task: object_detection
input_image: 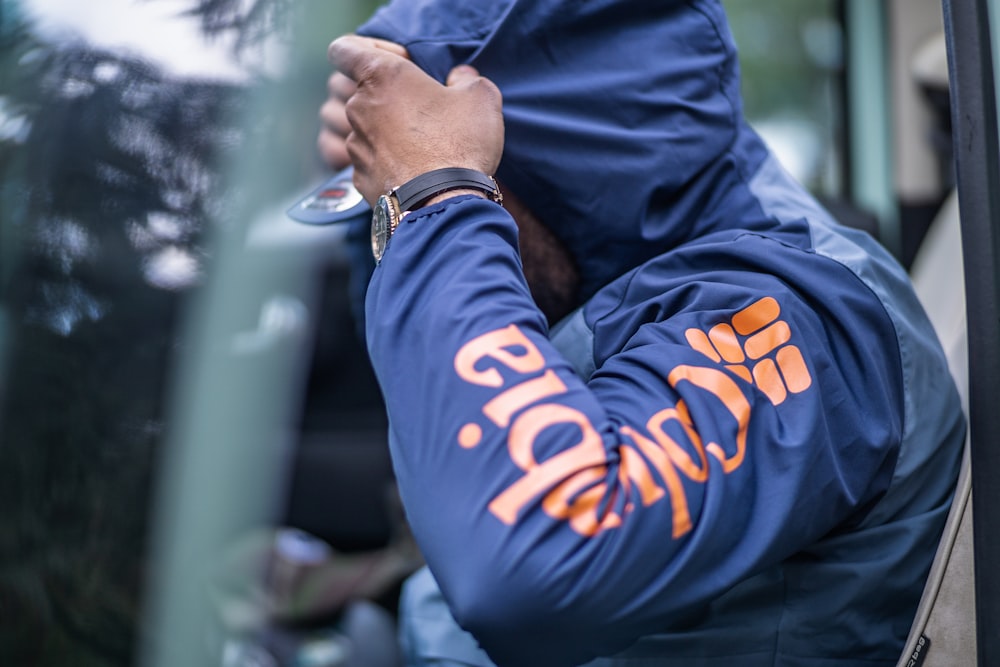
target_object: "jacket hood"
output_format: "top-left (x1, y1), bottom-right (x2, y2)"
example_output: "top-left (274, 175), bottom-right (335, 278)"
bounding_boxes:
top-left (357, 0), bottom-right (762, 299)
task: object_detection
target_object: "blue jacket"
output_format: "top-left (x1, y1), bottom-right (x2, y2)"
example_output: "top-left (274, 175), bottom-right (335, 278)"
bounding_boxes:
top-left (356, 1), bottom-right (965, 665)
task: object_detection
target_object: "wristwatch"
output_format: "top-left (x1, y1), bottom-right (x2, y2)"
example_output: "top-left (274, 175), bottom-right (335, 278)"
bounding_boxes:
top-left (371, 167), bottom-right (503, 262)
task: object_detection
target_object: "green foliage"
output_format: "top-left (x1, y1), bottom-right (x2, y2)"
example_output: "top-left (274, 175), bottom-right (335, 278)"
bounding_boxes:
top-left (723, 0), bottom-right (842, 121)
top-left (722, 0), bottom-right (844, 193)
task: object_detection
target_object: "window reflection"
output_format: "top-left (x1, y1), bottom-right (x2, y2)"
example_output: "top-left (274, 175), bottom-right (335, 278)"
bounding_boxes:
top-left (724, 0), bottom-right (845, 197)
top-left (0, 2), bottom-right (253, 664)
top-left (1, 0), bottom-right (389, 662)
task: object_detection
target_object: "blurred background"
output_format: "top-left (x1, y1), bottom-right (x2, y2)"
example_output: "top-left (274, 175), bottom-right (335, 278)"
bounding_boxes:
top-left (0, 1), bottom-right (924, 665)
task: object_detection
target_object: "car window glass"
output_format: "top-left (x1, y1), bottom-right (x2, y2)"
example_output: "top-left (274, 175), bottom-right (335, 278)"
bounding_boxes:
top-left (0, 1), bottom-right (377, 664)
top-left (724, 0), bottom-right (845, 199)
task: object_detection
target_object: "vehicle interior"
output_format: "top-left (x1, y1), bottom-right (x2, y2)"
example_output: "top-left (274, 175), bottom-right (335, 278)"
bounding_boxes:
top-left (0, 0), bottom-right (997, 665)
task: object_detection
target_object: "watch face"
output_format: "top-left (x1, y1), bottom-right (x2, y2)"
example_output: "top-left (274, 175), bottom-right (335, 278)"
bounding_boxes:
top-left (371, 195), bottom-right (395, 262)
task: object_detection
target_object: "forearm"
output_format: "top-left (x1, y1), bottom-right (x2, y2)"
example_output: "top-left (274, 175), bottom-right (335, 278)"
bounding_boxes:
top-left (365, 196), bottom-right (648, 664)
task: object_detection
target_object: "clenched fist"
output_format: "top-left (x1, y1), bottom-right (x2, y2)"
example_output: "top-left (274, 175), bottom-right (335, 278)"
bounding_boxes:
top-left (317, 37), bottom-right (408, 170)
top-left (325, 34), bottom-right (505, 205)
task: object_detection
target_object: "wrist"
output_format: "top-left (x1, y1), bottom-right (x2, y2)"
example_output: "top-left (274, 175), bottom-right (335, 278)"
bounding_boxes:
top-left (393, 167), bottom-right (502, 212)
top-left (370, 169), bottom-right (501, 264)
top-left (422, 188), bottom-right (489, 208)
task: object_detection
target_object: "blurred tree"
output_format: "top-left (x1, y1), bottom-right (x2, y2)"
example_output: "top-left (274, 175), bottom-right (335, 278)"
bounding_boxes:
top-left (180, 0), bottom-right (293, 50)
top-left (0, 9), bottom-right (246, 665)
top-left (0, 0), bottom-right (388, 660)
top-left (177, 0), bottom-right (384, 53)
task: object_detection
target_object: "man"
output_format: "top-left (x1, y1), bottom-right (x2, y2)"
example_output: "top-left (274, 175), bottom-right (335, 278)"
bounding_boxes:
top-left (318, 1), bottom-right (965, 665)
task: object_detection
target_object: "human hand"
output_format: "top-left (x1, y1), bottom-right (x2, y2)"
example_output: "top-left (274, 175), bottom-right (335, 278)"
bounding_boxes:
top-left (317, 37), bottom-right (410, 170)
top-left (327, 34), bottom-right (504, 205)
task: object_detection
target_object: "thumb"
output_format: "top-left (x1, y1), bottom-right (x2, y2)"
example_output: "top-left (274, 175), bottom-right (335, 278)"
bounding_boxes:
top-left (328, 35), bottom-right (410, 82)
top-left (370, 37), bottom-right (410, 60)
top-left (446, 64), bottom-right (482, 87)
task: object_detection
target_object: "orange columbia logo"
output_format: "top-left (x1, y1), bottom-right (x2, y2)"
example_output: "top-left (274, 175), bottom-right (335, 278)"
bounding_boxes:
top-left (684, 296), bottom-right (812, 405)
top-left (452, 296), bottom-right (813, 538)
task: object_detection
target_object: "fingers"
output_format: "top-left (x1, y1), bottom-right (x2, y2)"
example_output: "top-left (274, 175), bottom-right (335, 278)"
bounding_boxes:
top-left (327, 71), bottom-right (356, 102)
top-left (369, 37), bottom-right (410, 59)
top-left (446, 64), bottom-right (480, 86)
top-left (318, 129), bottom-right (351, 170)
top-left (317, 72), bottom-right (355, 169)
top-left (328, 34), bottom-right (411, 83)
top-left (445, 64), bottom-right (503, 110)
top-left (319, 95), bottom-right (350, 136)
top-left (318, 37), bottom-right (409, 171)
top-left (327, 35), bottom-right (409, 63)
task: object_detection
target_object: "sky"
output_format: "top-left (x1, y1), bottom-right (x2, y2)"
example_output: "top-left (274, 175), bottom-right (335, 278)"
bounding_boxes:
top-left (21, 0), bottom-right (283, 81)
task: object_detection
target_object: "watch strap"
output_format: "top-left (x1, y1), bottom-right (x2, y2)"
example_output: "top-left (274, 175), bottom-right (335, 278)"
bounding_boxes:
top-left (394, 168), bottom-right (502, 212)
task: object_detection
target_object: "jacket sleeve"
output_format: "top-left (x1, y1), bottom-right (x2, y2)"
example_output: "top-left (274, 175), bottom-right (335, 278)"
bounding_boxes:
top-left (364, 196), bottom-right (903, 667)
